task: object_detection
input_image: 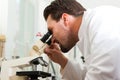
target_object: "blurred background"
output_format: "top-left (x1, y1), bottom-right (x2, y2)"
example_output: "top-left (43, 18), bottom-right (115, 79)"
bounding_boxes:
top-left (0, 0), bottom-right (120, 79)
top-left (1, 0), bottom-right (120, 58)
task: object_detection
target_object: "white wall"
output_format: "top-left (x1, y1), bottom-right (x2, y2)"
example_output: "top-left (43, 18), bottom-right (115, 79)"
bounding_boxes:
top-left (77, 0), bottom-right (120, 8)
top-left (0, 0), bottom-right (8, 34)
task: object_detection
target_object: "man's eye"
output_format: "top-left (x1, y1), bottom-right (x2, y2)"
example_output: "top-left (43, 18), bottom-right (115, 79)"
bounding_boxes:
top-left (48, 29), bottom-right (52, 34)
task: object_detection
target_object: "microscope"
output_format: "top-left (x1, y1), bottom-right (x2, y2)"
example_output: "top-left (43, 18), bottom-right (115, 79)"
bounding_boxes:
top-left (1, 31), bottom-right (56, 80)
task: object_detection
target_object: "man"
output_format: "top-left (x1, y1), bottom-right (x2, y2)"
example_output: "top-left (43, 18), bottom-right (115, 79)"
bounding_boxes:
top-left (43, 0), bottom-right (120, 80)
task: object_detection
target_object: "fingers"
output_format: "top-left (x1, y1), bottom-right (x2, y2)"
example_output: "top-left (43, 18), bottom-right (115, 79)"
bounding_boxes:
top-left (44, 43), bottom-right (68, 68)
top-left (44, 42), bottom-right (61, 61)
top-left (44, 46), bottom-right (57, 61)
top-left (44, 43), bottom-right (60, 59)
top-left (51, 43), bottom-right (61, 50)
top-left (44, 46), bottom-right (59, 55)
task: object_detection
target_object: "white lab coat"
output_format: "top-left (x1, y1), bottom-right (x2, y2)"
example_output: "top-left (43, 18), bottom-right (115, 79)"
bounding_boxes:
top-left (61, 6), bottom-right (120, 80)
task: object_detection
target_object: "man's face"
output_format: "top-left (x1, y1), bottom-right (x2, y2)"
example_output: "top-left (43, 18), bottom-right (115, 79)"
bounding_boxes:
top-left (46, 15), bottom-right (76, 53)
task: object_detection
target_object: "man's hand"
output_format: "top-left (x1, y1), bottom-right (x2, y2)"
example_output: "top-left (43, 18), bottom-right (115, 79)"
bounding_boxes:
top-left (44, 43), bottom-right (68, 69)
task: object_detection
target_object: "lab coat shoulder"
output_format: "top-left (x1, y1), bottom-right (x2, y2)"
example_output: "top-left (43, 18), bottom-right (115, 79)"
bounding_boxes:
top-left (85, 6), bottom-right (120, 80)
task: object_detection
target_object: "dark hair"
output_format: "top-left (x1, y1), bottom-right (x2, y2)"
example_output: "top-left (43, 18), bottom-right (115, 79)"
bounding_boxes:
top-left (44, 0), bottom-right (86, 21)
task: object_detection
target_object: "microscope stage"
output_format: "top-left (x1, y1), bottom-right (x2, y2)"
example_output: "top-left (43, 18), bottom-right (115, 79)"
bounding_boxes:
top-left (16, 71), bottom-right (51, 78)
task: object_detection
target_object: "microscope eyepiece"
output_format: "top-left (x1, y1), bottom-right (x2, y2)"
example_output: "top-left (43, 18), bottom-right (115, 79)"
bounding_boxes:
top-left (46, 38), bottom-right (51, 45)
top-left (40, 31), bottom-right (52, 44)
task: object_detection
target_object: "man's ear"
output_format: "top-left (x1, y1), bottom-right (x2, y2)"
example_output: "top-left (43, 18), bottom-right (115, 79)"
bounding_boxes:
top-left (61, 13), bottom-right (69, 26)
